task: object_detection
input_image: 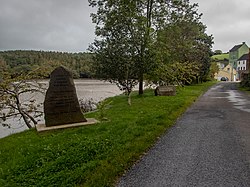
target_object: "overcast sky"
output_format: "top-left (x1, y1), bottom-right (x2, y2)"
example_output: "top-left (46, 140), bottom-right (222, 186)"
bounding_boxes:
top-left (0, 0), bottom-right (250, 53)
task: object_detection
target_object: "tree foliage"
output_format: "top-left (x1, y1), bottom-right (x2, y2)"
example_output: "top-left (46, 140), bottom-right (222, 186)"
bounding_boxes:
top-left (208, 62), bottom-right (219, 80)
top-left (240, 74), bottom-right (250, 90)
top-left (89, 0), bottom-right (159, 95)
top-left (154, 4), bottom-right (213, 84)
top-left (214, 50), bottom-right (222, 55)
top-left (0, 57), bottom-right (8, 81)
top-left (148, 61), bottom-right (200, 86)
top-left (89, 0), bottom-right (213, 93)
top-left (0, 50), bottom-right (94, 78)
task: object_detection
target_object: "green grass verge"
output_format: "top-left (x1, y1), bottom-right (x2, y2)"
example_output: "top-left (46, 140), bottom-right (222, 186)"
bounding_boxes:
top-left (0, 82), bottom-right (216, 187)
top-left (238, 86), bottom-right (250, 94)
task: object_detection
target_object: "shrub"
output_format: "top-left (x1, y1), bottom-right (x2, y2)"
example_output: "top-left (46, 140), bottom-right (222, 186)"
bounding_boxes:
top-left (240, 73), bottom-right (250, 90)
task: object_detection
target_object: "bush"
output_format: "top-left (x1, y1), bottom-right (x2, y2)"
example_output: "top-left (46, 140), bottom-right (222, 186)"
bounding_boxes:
top-left (240, 73), bottom-right (250, 90)
top-left (79, 98), bottom-right (97, 113)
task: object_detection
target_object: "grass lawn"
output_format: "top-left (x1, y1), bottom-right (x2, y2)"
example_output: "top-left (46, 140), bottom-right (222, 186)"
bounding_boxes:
top-left (211, 53), bottom-right (229, 61)
top-left (0, 82), bottom-right (216, 187)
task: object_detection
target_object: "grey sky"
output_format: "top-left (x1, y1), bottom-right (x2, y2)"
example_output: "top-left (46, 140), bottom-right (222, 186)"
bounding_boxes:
top-left (0, 0), bottom-right (95, 52)
top-left (0, 0), bottom-right (250, 53)
top-left (190, 0), bottom-right (250, 52)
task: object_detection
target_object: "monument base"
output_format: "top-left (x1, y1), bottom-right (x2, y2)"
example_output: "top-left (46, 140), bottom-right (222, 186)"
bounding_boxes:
top-left (36, 118), bottom-right (98, 132)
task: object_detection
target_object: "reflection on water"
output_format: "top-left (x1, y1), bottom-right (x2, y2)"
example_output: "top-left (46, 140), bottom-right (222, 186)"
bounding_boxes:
top-left (0, 79), bottom-right (122, 138)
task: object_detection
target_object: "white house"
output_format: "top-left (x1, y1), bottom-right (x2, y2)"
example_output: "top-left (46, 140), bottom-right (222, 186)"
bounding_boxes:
top-left (236, 53), bottom-right (249, 80)
top-left (237, 54), bottom-right (247, 70)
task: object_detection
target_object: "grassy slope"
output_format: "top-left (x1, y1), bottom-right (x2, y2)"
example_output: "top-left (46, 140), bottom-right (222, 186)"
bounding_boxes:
top-left (238, 86), bottom-right (250, 93)
top-left (211, 53), bottom-right (229, 61)
top-left (0, 82), bottom-right (216, 187)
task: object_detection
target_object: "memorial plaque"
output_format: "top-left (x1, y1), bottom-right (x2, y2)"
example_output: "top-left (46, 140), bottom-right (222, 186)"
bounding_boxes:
top-left (155, 85), bottom-right (176, 96)
top-left (44, 66), bottom-right (87, 126)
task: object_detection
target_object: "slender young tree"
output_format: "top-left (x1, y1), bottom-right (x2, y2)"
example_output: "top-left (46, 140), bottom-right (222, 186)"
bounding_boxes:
top-left (88, 0), bottom-right (163, 95)
top-left (89, 0), bottom-right (150, 95)
top-left (0, 71), bottom-right (45, 129)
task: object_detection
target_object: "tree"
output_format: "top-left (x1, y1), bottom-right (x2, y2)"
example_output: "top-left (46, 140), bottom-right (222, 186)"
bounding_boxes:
top-left (240, 73), bottom-right (250, 90)
top-left (154, 7), bottom-right (213, 83)
top-left (0, 72), bottom-right (45, 129)
top-left (214, 50), bottom-right (222, 55)
top-left (147, 61), bottom-right (200, 86)
top-left (90, 37), bottom-right (139, 104)
top-left (208, 62), bottom-right (219, 80)
top-left (89, 0), bottom-right (156, 95)
top-left (89, 0), bottom-right (211, 94)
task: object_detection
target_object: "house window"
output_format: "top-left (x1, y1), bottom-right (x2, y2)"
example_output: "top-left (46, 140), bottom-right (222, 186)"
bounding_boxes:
top-left (243, 67), bottom-right (245, 70)
top-left (243, 61), bottom-right (245, 64)
top-left (238, 61), bottom-right (241, 65)
top-left (238, 67), bottom-right (240, 70)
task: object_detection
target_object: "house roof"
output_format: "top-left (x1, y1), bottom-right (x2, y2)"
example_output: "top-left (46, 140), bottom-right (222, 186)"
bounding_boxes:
top-left (229, 44), bottom-right (243, 52)
top-left (238, 53), bottom-right (249, 61)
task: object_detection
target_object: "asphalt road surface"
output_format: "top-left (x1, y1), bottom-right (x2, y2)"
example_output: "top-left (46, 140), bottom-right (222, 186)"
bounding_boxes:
top-left (117, 82), bottom-right (250, 187)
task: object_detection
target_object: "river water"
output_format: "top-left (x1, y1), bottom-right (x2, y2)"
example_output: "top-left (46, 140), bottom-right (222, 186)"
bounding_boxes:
top-left (0, 79), bottom-right (122, 139)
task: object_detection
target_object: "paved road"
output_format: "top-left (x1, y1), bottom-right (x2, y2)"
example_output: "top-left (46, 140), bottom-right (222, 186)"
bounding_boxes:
top-left (117, 82), bottom-right (250, 187)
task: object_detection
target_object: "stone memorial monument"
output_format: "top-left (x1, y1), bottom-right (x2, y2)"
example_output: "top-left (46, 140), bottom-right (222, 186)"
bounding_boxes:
top-left (155, 85), bottom-right (176, 96)
top-left (44, 66), bottom-right (87, 126)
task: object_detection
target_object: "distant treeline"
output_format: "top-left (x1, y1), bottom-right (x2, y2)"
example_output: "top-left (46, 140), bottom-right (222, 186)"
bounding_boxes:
top-left (0, 50), bottom-right (94, 78)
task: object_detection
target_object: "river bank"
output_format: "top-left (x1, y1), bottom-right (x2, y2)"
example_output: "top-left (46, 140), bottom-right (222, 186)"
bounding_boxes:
top-left (0, 79), bottom-right (122, 138)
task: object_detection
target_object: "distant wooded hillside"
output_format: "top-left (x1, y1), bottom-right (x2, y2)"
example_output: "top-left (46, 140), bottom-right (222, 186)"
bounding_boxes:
top-left (0, 50), bottom-right (94, 78)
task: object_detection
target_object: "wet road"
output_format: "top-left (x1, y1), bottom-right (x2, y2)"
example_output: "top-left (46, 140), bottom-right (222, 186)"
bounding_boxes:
top-left (0, 79), bottom-right (122, 138)
top-left (117, 82), bottom-right (250, 187)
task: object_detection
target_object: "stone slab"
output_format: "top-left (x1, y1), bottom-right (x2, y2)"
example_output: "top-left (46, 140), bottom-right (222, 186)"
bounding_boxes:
top-left (155, 85), bottom-right (176, 96)
top-left (36, 118), bottom-right (98, 132)
top-left (44, 66), bottom-right (87, 126)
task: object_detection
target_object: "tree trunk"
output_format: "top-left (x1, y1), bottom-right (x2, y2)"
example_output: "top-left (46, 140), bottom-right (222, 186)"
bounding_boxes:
top-left (23, 111), bottom-right (38, 125)
top-left (138, 0), bottom-right (152, 96)
top-left (15, 95), bottom-right (33, 129)
top-left (20, 111), bottom-right (33, 129)
top-left (139, 78), bottom-right (143, 95)
top-left (128, 92), bottom-right (132, 106)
